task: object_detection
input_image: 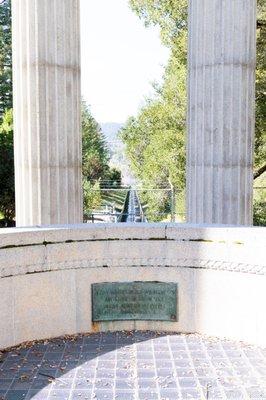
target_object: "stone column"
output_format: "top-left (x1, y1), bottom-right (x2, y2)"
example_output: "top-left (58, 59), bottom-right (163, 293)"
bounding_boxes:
top-left (186, 0), bottom-right (257, 225)
top-left (12, 0), bottom-right (82, 226)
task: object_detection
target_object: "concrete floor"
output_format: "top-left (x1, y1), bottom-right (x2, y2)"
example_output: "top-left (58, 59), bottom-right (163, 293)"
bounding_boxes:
top-left (0, 332), bottom-right (265, 400)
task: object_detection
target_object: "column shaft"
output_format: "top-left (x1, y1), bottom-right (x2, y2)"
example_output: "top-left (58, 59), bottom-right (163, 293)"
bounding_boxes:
top-left (187, 0), bottom-right (257, 225)
top-left (12, 0), bottom-right (82, 226)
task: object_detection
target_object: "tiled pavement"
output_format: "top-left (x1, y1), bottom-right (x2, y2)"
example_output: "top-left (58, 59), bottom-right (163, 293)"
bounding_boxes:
top-left (0, 332), bottom-right (266, 400)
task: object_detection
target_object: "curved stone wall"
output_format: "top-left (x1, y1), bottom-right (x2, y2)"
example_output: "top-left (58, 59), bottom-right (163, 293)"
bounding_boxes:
top-left (0, 223), bottom-right (265, 349)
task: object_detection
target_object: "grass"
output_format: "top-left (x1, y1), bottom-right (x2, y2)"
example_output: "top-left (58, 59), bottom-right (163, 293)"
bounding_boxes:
top-left (101, 189), bottom-right (129, 213)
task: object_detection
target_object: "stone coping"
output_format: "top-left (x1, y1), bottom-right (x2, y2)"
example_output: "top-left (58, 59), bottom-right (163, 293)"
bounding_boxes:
top-left (0, 224), bottom-right (265, 278)
top-left (0, 223), bottom-right (265, 248)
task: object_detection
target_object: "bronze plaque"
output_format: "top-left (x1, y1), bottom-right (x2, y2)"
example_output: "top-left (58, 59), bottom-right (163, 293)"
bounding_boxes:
top-left (92, 281), bottom-right (178, 322)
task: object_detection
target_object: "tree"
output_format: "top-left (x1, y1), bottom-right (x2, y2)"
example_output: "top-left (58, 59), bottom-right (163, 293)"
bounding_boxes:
top-left (82, 101), bottom-right (122, 216)
top-left (82, 101), bottom-right (108, 215)
top-left (83, 179), bottom-right (102, 217)
top-left (103, 167), bottom-right (122, 188)
top-left (254, 0), bottom-right (266, 180)
top-left (120, 0), bottom-right (187, 220)
top-left (0, 0), bottom-right (12, 120)
top-left (82, 101), bottom-right (110, 182)
top-left (121, 0), bottom-right (266, 221)
top-left (253, 198), bottom-right (266, 226)
top-left (0, 109), bottom-right (15, 224)
top-left (0, 0), bottom-right (14, 225)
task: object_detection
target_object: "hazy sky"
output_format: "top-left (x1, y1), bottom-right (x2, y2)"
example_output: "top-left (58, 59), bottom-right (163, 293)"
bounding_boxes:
top-left (80, 0), bottom-right (170, 123)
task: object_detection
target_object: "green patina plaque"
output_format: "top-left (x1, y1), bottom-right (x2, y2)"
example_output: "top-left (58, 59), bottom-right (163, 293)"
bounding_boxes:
top-left (92, 281), bottom-right (178, 322)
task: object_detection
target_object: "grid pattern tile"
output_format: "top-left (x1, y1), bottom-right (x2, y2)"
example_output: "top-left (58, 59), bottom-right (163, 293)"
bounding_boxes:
top-left (0, 332), bottom-right (265, 400)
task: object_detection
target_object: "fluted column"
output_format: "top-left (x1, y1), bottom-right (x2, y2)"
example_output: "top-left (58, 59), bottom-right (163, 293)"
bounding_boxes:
top-left (187, 0), bottom-right (256, 225)
top-left (12, 0), bottom-right (82, 226)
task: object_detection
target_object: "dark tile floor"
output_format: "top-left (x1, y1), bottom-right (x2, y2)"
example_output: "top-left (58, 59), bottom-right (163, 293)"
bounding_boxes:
top-left (0, 332), bottom-right (265, 400)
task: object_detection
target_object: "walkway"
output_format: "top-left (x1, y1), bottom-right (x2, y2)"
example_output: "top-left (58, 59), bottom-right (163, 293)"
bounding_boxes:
top-left (0, 332), bottom-right (265, 400)
top-left (124, 190), bottom-right (145, 223)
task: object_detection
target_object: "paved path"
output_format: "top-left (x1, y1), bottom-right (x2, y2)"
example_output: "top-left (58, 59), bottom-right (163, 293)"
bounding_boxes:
top-left (0, 332), bottom-right (266, 400)
top-left (124, 191), bottom-right (145, 223)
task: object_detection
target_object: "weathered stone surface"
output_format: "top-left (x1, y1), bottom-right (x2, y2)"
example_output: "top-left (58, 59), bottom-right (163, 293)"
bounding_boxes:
top-left (13, 270), bottom-right (77, 345)
top-left (194, 270), bottom-right (266, 345)
top-left (1, 224), bottom-right (265, 277)
top-left (0, 224), bottom-right (265, 349)
top-left (187, 0), bottom-right (256, 225)
top-left (12, 0), bottom-right (82, 226)
top-left (0, 278), bottom-right (13, 349)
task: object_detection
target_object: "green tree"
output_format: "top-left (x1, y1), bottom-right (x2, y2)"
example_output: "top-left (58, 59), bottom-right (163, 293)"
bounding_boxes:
top-left (0, 0), bottom-right (14, 225)
top-left (0, 108), bottom-right (15, 224)
top-left (253, 194), bottom-right (266, 226)
top-left (120, 0), bottom-right (187, 220)
top-left (82, 101), bottom-right (110, 182)
top-left (0, 0), bottom-right (12, 120)
top-left (253, 0), bottom-right (266, 226)
top-left (83, 179), bottom-right (102, 217)
top-left (121, 0), bottom-right (266, 221)
top-left (82, 101), bottom-right (122, 216)
top-left (103, 167), bottom-right (122, 188)
top-left (82, 101), bottom-right (108, 215)
top-left (254, 0), bottom-right (266, 179)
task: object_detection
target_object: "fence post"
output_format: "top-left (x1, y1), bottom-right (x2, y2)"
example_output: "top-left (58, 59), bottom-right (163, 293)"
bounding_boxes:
top-left (169, 180), bottom-right (175, 223)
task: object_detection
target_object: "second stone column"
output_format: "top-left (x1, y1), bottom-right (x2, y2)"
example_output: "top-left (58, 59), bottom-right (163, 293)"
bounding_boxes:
top-left (186, 0), bottom-right (257, 225)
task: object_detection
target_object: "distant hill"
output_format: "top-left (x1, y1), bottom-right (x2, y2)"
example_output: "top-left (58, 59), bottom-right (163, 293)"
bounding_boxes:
top-left (100, 122), bottom-right (123, 143)
top-left (100, 122), bottom-right (135, 186)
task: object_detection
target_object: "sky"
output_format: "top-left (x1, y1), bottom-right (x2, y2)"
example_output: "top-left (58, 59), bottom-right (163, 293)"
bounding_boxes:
top-left (80, 0), bottom-right (170, 124)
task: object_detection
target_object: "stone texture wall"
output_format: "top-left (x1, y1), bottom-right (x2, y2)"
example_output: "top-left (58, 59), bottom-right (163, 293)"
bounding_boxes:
top-left (0, 224), bottom-right (265, 349)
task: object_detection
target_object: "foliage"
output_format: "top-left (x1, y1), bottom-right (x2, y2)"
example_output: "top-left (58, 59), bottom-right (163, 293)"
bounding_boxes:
top-left (255, 0), bottom-right (266, 175)
top-left (0, 0), bottom-right (14, 224)
top-left (82, 101), bottom-right (122, 216)
top-left (0, 0), bottom-right (12, 120)
top-left (83, 179), bottom-right (102, 216)
top-left (253, 198), bottom-right (266, 226)
top-left (130, 0), bottom-right (187, 46)
top-left (121, 0), bottom-right (266, 221)
top-left (82, 101), bottom-right (108, 215)
top-left (82, 101), bottom-right (110, 182)
top-left (0, 0), bottom-right (264, 223)
top-left (253, 174), bottom-right (266, 226)
top-left (0, 108), bottom-right (15, 223)
top-left (104, 167), bottom-right (122, 188)
top-left (120, 0), bottom-right (187, 220)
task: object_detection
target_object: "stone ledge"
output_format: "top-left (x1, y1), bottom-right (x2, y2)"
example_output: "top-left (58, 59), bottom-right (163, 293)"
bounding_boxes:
top-left (0, 223), bottom-right (265, 248)
top-left (0, 224), bottom-right (265, 278)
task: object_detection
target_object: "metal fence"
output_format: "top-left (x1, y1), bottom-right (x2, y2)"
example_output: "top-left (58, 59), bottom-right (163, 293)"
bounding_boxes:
top-left (84, 186), bottom-right (265, 225)
top-left (84, 187), bottom-right (185, 223)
